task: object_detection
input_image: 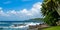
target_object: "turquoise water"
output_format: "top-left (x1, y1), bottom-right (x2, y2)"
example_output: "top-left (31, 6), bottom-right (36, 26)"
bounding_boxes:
top-left (0, 27), bottom-right (28, 30)
top-left (0, 21), bottom-right (43, 30)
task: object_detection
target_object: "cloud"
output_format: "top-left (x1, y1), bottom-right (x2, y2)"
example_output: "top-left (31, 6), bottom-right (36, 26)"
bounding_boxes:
top-left (21, 0), bottom-right (42, 1)
top-left (21, 0), bottom-right (32, 1)
top-left (3, 1), bottom-right (11, 4)
top-left (0, 7), bottom-right (2, 10)
top-left (0, 2), bottom-right (42, 21)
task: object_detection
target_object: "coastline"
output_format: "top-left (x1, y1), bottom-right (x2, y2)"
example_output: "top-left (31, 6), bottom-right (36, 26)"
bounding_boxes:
top-left (28, 23), bottom-right (49, 30)
top-left (0, 22), bottom-right (42, 30)
top-left (0, 21), bottom-right (48, 30)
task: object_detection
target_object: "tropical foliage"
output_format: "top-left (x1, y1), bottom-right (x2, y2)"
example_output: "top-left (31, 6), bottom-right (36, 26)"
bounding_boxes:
top-left (41, 0), bottom-right (60, 26)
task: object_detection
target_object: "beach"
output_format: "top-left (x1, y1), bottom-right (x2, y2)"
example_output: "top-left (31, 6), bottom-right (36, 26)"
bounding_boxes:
top-left (0, 21), bottom-right (43, 30)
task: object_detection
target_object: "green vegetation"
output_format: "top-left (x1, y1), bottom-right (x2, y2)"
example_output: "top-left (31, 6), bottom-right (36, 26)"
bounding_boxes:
top-left (43, 26), bottom-right (60, 30)
top-left (30, 18), bottom-right (43, 20)
top-left (41, 0), bottom-right (60, 26)
top-left (30, 18), bottom-right (44, 22)
top-left (38, 0), bottom-right (60, 30)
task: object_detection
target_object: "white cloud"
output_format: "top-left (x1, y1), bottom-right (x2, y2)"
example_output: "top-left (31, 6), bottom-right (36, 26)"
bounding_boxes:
top-left (20, 9), bottom-right (28, 13)
top-left (21, 0), bottom-right (32, 1)
top-left (0, 10), bottom-right (9, 16)
top-left (3, 1), bottom-right (11, 4)
top-left (0, 7), bottom-right (2, 10)
top-left (21, 0), bottom-right (42, 2)
top-left (0, 2), bottom-right (42, 21)
top-left (8, 10), bottom-right (17, 14)
top-left (33, 2), bottom-right (42, 9)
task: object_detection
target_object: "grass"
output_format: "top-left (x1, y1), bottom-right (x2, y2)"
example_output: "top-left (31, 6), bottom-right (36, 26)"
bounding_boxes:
top-left (43, 26), bottom-right (60, 30)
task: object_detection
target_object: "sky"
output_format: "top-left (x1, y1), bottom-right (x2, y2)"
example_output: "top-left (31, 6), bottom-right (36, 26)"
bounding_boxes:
top-left (0, 0), bottom-right (43, 21)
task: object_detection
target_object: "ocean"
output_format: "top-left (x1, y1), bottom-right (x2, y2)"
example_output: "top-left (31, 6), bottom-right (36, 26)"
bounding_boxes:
top-left (0, 21), bottom-right (43, 30)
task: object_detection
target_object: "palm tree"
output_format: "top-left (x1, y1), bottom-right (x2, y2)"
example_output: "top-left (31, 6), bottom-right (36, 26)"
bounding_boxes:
top-left (41, 0), bottom-right (59, 26)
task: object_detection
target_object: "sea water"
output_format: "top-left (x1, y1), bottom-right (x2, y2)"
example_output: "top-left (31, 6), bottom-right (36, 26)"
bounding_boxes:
top-left (0, 21), bottom-right (43, 30)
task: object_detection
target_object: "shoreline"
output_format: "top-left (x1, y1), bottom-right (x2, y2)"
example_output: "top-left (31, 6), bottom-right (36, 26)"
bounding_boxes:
top-left (0, 22), bottom-right (48, 30)
top-left (28, 23), bottom-right (49, 30)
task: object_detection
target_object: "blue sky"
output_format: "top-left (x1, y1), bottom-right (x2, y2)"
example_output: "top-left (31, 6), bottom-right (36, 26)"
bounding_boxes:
top-left (0, 0), bottom-right (43, 21)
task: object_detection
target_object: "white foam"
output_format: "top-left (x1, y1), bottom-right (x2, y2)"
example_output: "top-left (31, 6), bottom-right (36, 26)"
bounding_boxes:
top-left (1, 22), bottom-right (40, 29)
